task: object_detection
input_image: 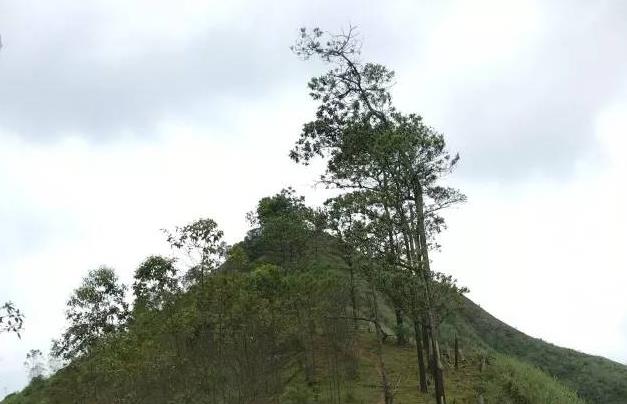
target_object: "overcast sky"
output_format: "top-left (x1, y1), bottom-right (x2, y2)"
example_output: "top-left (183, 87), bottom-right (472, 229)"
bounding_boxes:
top-left (1, 0), bottom-right (627, 395)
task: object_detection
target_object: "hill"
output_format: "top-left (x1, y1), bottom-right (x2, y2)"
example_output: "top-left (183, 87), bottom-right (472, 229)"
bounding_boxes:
top-left (3, 200), bottom-right (626, 404)
top-left (4, 246), bottom-right (625, 403)
top-left (0, 271), bottom-right (585, 404)
top-left (457, 296), bottom-right (627, 403)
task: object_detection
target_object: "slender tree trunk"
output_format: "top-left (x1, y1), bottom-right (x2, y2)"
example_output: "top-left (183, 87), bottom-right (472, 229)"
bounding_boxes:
top-left (395, 307), bottom-right (407, 345)
top-left (455, 334), bottom-right (459, 370)
top-left (395, 192), bottom-right (440, 398)
top-left (413, 319), bottom-right (429, 393)
top-left (421, 317), bottom-right (432, 375)
top-left (413, 183), bottom-right (446, 404)
top-left (370, 281), bottom-right (394, 404)
top-left (307, 305), bottom-right (318, 385)
top-left (399, 220), bottom-right (430, 394)
top-left (429, 325), bottom-right (446, 404)
top-left (347, 252), bottom-right (359, 330)
top-left (382, 198), bottom-right (406, 347)
top-left (296, 308), bottom-right (315, 385)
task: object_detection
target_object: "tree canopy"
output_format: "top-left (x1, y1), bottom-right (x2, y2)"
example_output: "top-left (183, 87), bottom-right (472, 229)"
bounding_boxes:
top-left (51, 266), bottom-right (129, 361)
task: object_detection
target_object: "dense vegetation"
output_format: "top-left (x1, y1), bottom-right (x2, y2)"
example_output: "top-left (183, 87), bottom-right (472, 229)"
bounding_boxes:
top-left (1, 202), bottom-right (588, 403)
top-left (6, 205), bottom-right (622, 403)
top-left (3, 27), bottom-right (626, 404)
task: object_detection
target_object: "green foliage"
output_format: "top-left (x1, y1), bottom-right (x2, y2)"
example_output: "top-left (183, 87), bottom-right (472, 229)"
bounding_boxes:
top-left (481, 354), bottom-right (586, 404)
top-left (280, 383), bottom-right (316, 404)
top-left (2, 376), bottom-right (48, 404)
top-left (164, 217), bottom-right (226, 285)
top-left (51, 266), bottom-right (129, 361)
top-left (291, 27), bottom-right (469, 403)
top-left (132, 255), bottom-right (179, 311)
top-left (459, 296), bottom-right (627, 403)
top-left (1, 249), bottom-right (601, 404)
top-left (5, 203), bottom-right (608, 404)
top-left (244, 188), bottom-right (327, 270)
top-left (0, 301), bottom-right (24, 337)
top-left (6, 259), bottom-right (358, 404)
top-left (222, 243), bottom-right (250, 272)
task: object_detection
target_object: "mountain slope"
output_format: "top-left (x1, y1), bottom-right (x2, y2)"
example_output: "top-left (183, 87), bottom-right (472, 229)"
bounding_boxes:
top-left (458, 296), bottom-right (627, 403)
top-left (3, 237), bottom-right (624, 404)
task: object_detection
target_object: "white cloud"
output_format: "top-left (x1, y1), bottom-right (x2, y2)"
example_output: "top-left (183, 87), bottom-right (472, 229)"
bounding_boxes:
top-left (434, 98), bottom-right (627, 361)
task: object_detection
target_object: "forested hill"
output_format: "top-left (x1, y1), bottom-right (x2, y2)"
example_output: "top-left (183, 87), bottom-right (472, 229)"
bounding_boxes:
top-left (457, 296), bottom-right (627, 402)
top-left (4, 191), bottom-right (627, 404)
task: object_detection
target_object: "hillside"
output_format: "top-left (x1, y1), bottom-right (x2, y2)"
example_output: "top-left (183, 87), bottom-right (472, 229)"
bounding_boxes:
top-left (3, 190), bottom-right (626, 404)
top-left (0, 277), bottom-right (585, 403)
top-left (4, 238), bottom-right (625, 403)
top-left (457, 297), bottom-right (627, 403)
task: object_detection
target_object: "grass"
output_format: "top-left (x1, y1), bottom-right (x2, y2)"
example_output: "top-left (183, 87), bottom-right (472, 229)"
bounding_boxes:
top-left (459, 296), bottom-right (627, 403)
top-left (293, 328), bottom-right (584, 404)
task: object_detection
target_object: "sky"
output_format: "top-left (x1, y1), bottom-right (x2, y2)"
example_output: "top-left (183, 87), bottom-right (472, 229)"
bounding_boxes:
top-left (1, 0), bottom-right (626, 395)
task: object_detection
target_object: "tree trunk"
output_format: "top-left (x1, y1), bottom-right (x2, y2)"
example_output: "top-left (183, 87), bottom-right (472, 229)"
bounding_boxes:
top-left (414, 319), bottom-right (428, 393)
top-left (307, 306), bottom-right (318, 386)
top-left (393, 186), bottom-right (444, 401)
top-left (454, 334), bottom-right (459, 370)
top-left (347, 253), bottom-right (359, 330)
top-left (382, 199), bottom-right (405, 347)
top-left (414, 183), bottom-right (446, 404)
top-left (421, 316), bottom-right (432, 375)
top-left (395, 307), bottom-right (407, 345)
top-left (370, 283), bottom-right (394, 404)
top-left (429, 323), bottom-right (446, 404)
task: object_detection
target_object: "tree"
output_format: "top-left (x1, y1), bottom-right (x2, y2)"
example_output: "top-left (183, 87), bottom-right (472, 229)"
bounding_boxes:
top-left (244, 188), bottom-right (318, 270)
top-left (222, 243), bottom-right (251, 272)
top-left (47, 352), bottom-right (64, 375)
top-left (388, 269), bottom-right (468, 393)
top-left (24, 349), bottom-right (46, 381)
top-left (322, 194), bottom-right (397, 404)
top-left (133, 255), bottom-right (179, 311)
top-left (52, 266), bottom-right (129, 360)
top-left (291, 26), bottom-right (466, 404)
top-left (324, 196), bottom-right (361, 329)
top-left (164, 218), bottom-right (226, 286)
top-left (0, 301), bottom-right (24, 337)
